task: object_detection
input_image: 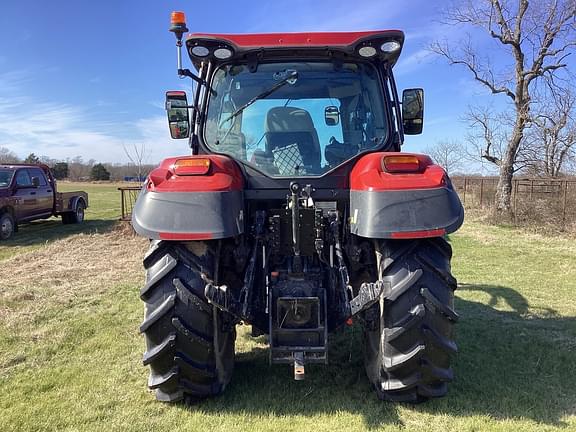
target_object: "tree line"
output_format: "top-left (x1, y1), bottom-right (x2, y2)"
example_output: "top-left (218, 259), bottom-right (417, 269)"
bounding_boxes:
top-left (0, 149), bottom-right (155, 182)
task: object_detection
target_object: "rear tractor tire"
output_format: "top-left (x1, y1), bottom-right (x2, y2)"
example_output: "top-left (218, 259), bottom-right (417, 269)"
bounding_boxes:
top-left (140, 240), bottom-right (236, 403)
top-left (363, 237), bottom-right (458, 403)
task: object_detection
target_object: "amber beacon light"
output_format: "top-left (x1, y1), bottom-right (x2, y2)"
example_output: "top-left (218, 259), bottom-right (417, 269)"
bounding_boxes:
top-left (170, 11), bottom-right (188, 34)
top-left (169, 11), bottom-right (189, 75)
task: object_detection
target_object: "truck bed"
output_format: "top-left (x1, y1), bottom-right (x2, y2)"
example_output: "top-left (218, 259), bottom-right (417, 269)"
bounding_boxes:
top-left (55, 191), bottom-right (89, 214)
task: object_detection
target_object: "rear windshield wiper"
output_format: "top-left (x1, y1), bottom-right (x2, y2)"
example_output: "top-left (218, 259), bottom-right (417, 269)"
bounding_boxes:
top-left (218, 70), bottom-right (299, 130)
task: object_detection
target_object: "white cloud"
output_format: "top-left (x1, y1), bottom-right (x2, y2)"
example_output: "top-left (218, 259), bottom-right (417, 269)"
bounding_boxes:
top-left (394, 48), bottom-right (434, 77)
top-left (0, 70), bottom-right (187, 164)
top-left (0, 70), bottom-right (33, 93)
top-left (425, 116), bottom-right (454, 127)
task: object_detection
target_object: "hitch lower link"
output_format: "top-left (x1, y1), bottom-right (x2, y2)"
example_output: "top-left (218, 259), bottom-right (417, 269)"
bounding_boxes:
top-left (204, 211), bottom-right (267, 321)
top-left (348, 280), bottom-right (390, 316)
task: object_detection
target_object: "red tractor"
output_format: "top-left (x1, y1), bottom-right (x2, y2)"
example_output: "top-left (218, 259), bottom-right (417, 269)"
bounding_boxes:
top-left (132, 11), bottom-right (464, 404)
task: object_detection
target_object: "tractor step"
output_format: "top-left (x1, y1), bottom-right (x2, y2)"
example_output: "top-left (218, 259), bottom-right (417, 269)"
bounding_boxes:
top-left (349, 280), bottom-right (390, 315)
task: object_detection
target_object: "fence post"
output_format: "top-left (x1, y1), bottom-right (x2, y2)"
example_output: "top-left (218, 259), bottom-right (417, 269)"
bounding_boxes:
top-left (479, 178), bottom-right (484, 207)
top-left (463, 177), bottom-right (468, 205)
top-left (562, 180), bottom-right (568, 226)
top-left (513, 179), bottom-right (518, 224)
top-left (119, 188), bottom-right (125, 221)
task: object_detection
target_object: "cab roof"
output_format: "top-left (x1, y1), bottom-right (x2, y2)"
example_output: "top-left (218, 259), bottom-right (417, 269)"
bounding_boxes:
top-left (185, 30), bottom-right (405, 68)
top-left (0, 163), bottom-right (50, 170)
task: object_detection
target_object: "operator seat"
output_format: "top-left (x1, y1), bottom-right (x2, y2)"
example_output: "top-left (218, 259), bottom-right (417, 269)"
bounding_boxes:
top-left (264, 107), bottom-right (322, 174)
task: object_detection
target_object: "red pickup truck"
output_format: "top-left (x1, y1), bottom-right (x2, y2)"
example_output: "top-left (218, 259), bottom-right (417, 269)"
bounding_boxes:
top-left (0, 163), bottom-right (89, 240)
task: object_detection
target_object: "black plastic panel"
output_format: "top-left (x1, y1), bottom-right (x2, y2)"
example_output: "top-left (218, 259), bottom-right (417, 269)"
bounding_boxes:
top-left (349, 186), bottom-right (464, 238)
top-left (132, 189), bottom-right (244, 239)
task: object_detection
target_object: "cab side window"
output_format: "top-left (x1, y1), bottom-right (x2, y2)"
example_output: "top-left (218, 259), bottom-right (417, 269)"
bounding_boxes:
top-left (27, 168), bottom-right (48, 186)
top-left (15, 170), bottom-right (32, 187)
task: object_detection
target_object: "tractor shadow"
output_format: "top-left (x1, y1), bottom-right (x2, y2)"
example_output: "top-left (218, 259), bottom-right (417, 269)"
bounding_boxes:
top-left (0, 218), bottom-right (116, 250)
top-left (183, 283), bottom-right (576, 429)
top-left (416, 283), bottom-right (576, 427)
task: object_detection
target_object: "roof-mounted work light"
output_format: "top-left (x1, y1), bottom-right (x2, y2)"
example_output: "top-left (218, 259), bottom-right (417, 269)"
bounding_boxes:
top-left (381, 40), bottom-right (401, 53)
top-left (358, 46), bottom-right (377, 58)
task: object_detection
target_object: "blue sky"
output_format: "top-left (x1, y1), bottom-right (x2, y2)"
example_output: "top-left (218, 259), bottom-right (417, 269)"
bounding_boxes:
top-left (0, 0), bottom-right (513, 168)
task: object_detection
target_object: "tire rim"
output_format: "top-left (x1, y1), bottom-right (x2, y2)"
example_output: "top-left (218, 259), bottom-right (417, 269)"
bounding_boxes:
top-left (1, 217), bottom-right (13, 239)
top-left (77, 205), bottom-right (85, 222)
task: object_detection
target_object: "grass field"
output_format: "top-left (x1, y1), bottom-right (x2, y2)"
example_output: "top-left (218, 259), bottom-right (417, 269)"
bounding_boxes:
top-left (1, 183), bottom-right (575, 431)
top-left (0, 182), bottom-right (121, 261)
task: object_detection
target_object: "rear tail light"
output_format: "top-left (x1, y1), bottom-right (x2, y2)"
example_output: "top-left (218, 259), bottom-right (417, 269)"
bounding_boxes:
top-left (173, 158), bottom-right (211, 175)
top-left (391, 228), bottom-right (446, 239)
top-left (382, 155), bottom-right (421, 173)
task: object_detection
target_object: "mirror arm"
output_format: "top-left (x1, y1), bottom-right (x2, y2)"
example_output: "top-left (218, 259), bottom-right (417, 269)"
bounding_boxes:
top-left (177, 68), bottom-right (203, 84)
top-left (190, 134), bottom-right (200, 155)
top-left (178, 69), bottom-right (217, 96)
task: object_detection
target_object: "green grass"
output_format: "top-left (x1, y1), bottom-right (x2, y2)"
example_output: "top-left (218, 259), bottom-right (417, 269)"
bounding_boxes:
top-left (0, 182), bottom-right (126, 261)
top-left (1, 187), bottom-right (575, 431)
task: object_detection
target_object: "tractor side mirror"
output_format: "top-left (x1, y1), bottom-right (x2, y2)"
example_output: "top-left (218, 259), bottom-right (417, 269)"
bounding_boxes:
top-left (324, 106), bottom-right (340, 126)
top-left (402, 88), bottom-right (424, 135)
top-left (165, 91), bottom-right (190, 139)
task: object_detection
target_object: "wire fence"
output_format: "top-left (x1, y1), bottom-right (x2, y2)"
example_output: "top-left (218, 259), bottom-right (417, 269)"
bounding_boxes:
top-left (118, 178), bottom-right (576, 229)
top-left (119, 186), bottom-right (142, 221)
top-left (452, 177), bottom-right (576, 227)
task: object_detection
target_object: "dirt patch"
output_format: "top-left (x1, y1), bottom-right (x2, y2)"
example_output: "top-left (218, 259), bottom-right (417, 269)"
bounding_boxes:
top-left (0, 227), bottom-right (148, 329)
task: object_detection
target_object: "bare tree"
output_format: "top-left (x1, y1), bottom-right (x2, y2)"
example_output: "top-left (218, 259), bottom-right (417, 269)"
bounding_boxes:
top-left (0, 146), bottom-right (20, 164)
top-left (67, 156), bottom-right (93, 180)
top-left (123, 142), bottom-right (148, 181)
top-left (432, 0), bottom-right (576, 215)
top-left (465, 107), bottom-right (507, 166)
top-left (426, 139), bottom-right (466, 174)
top-left (526, 86), bottom-right (576, 176)
top-left (465, 106), bottom-right (539, 173)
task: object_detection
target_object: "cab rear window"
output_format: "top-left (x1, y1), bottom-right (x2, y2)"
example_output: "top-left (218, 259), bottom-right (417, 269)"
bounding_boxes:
top-left (204, 61), bottom-right (389, 177)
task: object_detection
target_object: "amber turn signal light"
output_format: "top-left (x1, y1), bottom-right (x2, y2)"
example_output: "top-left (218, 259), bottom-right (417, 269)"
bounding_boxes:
top-left (382, 155), bottom-right (421, 173)
top-left (173, 158), bottom-right (210, 176)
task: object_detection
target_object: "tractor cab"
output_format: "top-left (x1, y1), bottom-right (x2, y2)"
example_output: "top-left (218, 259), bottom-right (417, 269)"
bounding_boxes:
top-left (165, 21), bottom-right (424, 180)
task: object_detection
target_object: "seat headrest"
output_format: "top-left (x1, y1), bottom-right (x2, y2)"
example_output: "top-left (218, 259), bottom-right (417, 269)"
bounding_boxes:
top-left (265, 107), bottom-right (316, 133)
